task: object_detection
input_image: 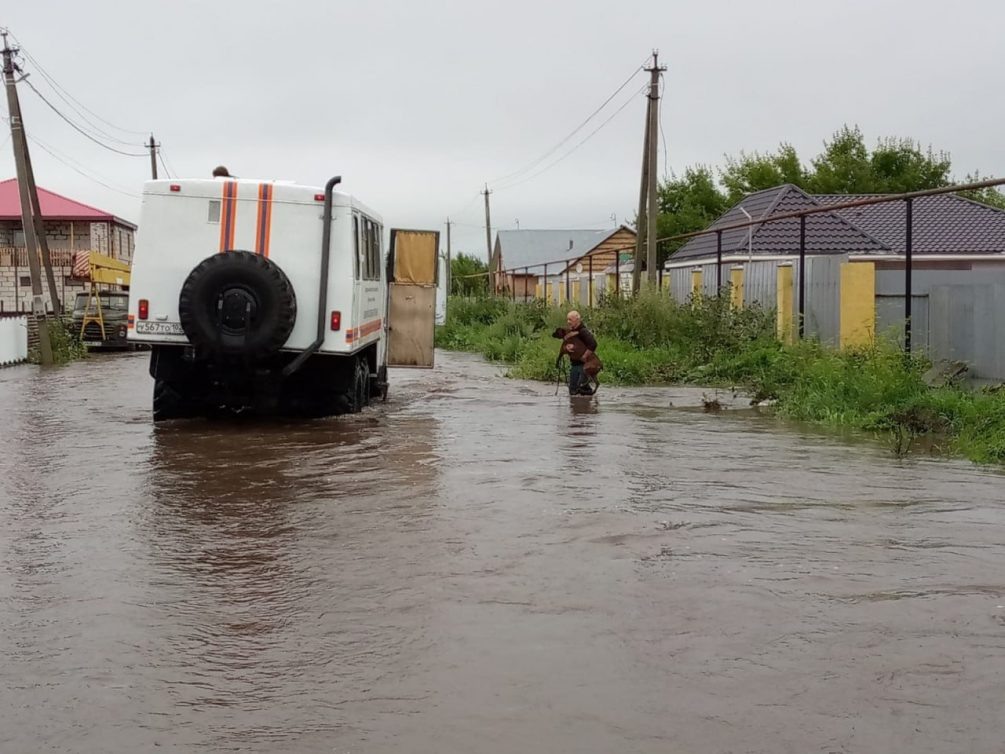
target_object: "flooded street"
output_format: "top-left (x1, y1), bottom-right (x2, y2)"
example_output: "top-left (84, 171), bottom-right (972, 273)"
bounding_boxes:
top-left (0, 350), bottom-right (1003, 753)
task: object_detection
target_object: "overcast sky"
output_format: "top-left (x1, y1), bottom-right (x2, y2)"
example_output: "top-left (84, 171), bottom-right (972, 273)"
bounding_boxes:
top-left (3, 0), bottom-right (1004, 258)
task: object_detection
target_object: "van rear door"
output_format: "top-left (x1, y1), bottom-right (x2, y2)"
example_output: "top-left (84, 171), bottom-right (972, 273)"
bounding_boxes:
top-left (386, 228), bottom-right (439, 368)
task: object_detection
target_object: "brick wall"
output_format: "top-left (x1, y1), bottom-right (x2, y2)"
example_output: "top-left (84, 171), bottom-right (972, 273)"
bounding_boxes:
top-left (0, 265), bottom-right (86, 314)
top-left (0, 220), bottom-right (95, 250)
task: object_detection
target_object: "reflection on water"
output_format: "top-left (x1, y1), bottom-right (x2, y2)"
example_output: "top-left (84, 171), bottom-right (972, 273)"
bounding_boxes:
top-left (0, 351), bottom-right (1003, 753)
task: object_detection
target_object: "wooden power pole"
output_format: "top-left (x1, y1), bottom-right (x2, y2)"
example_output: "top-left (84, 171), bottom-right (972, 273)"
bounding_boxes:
top-left (482, 185), bottom-right (493, 290)
top-left (2, 31), bottom-right (53, 364)
top-left (148, 133), bottom-right (158, 179)
top-left (631, 98), bottom-right (651, 295)
top-left (632, 51), bottom-right (666, 293)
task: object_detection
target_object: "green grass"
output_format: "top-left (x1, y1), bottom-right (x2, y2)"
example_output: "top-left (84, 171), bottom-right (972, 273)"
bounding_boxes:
top-left (437, 293), bottom-right (1005, 465)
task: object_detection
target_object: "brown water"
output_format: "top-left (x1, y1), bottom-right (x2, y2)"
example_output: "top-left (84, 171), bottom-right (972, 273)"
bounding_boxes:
top-left (1, 351), bottom-right (1003, 753)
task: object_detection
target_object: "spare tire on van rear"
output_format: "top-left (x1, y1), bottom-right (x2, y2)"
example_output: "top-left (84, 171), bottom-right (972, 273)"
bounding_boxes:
top-left (178, 251), bottom-right (297, 361)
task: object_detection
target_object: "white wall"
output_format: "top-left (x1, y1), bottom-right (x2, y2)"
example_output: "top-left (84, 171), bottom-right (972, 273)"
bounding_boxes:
top-left (0, 316), bottom-right (28, 366)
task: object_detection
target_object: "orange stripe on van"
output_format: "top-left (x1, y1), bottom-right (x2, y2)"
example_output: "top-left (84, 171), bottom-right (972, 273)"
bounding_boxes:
top-left (345, 318), bottom-right (383, 342)
top-left (219, 181), bottom-right (238, 252)
top-left (255, 183), bottom-right (273, 256)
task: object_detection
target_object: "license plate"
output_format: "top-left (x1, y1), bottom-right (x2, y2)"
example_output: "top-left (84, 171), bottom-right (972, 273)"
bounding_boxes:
top-left (134, 321), bottom-right (185, 336)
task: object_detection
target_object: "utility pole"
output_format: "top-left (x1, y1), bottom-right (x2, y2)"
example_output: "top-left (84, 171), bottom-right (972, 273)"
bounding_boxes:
top-left (3, 31), bottom-right (53, 364)
top-left (632, 51), bottom-right (666, 293)
top-left (148, 133), bottom-right (158, 179)
top-left (445, 217), bottom-right (452, 295)
top-left (631, 90), bottom-right (651, 294)
top-left (646, 52), bottom-right (664, 286)
top-left (22, 124), bottom-right (61, 312)
top-left (483, 185), bottom-right (493, 291)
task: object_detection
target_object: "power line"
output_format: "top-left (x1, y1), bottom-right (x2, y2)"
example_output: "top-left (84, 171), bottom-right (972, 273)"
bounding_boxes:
top-left (26, 133), bottom-right (141, 197)
top-left (22, 78), bottom-right (148, 157)
top-left (9, 32), bottom-right (148, 139)
top-left (158, 145), bottom-right (179, 178)
top-left (494, 83), bottom-right (649, 193)
top-left (157, 152), bottom-right (172, 179)
top-left (487, 60), bottom-right (647, 187)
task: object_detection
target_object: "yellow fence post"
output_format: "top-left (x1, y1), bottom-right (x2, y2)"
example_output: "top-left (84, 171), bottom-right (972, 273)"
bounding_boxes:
top-left (776, 263), bottom-right (794, 344)
top-left (690, 267), bottom-right (702, 298)
top-left (730, 266), bottom-right (745, 309)
top-left (839, 261), bottom-right (876, 348)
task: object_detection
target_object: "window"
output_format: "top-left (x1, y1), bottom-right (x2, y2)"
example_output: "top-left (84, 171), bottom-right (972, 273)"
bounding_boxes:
top-left (19, 276), bottom-right (30, 287)
top-left (352, 215), bottom-right (360, 279)
top-left (371, 223), bottom-right (382, 280)
top-left (208, 200), bottom-right (221, 223)
top-left (362, 218), bottom-right (375, 280)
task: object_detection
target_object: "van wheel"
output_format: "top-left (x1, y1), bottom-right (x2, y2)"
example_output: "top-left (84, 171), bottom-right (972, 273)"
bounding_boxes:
top-left (371, 365), bottom-right (388, 401)
top-left (179, 251), bottom-right (297, 362)
top-left (345, 357), bottom-right (370, 414)
top-left (153, 379), bottom-right (199, 422)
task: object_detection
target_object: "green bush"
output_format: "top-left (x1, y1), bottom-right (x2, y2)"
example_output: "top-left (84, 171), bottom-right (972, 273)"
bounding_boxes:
top-left (28, 317), bottom-right (88, 366)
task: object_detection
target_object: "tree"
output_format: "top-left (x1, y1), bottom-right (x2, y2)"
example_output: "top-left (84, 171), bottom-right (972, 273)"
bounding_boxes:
top-left (655, 166), bottom-right (730, 264)
top-left (958, 172), bottom-right (1005, 210)
top-left (720, 143), bottom-right (806, 203)
top-left (449, 252), bottom-right (489, 296)
top-left (657, 125), bottom-right (1001, 257)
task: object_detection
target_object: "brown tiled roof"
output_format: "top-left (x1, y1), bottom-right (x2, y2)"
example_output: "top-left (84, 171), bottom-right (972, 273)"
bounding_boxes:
top-left (814, 194), bottom-right (1005, 254)
top-left (669, 185), bottom-right (889, 262)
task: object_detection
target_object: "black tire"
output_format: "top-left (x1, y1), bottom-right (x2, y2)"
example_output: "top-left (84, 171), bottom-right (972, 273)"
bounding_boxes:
top-left (178, 251), bottom-right (296, 362)
top-left (371, 364), bottom-right (388, 401)
top-left (153, 379), bottom-right (199, 422)
top-left (345, 357), bottom-right (370, 414)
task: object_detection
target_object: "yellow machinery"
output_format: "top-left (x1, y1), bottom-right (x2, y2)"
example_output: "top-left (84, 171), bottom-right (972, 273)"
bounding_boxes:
top-left (79, 253), bottom-right (132, 341)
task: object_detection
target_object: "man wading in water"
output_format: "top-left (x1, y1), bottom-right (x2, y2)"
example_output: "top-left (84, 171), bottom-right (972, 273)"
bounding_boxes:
top-left (562, 310), bottom-right (599, 396)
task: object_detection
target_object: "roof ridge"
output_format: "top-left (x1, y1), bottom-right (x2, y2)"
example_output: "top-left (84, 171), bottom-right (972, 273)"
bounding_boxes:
top-left (737, 184), bottom-right (805, 252)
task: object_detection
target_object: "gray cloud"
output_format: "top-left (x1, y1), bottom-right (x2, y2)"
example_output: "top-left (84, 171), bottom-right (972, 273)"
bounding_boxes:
top-left (3, 0), bottom-right (1003, 258)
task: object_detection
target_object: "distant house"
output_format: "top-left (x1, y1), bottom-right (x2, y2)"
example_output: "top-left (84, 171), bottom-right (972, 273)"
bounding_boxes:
top-left (664, 183), bottom-right (1005, 381)
top-left (491, 225), bottom-right (637, 302)
top-left (0, 178), bottom-right (136, 312)
top-left (667, 183), bottom-right (1005, 281)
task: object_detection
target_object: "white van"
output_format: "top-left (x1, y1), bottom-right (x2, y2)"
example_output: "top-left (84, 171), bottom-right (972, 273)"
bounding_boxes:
top-left (127, 175), bottom-right (438, 420)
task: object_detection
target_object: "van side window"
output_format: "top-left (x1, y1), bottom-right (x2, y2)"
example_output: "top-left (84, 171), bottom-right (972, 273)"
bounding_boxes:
top-left (362, 219), bottom-right (372, 280)
top-left (352, 215), bottom-right (360, 280)
top-left (361, 218), bottom-right (378, 281)
top-left (372, 225), bottom-right (382, 280)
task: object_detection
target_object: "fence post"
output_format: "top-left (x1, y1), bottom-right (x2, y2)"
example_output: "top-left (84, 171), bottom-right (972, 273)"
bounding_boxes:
top-left (542, 264), bottom-right (548, 303)
top-left (565, 261), bottom-right (571, 304)
top-left (588, 256), bottom-right (593, 308)
top-left (776, 263), bottom-right (794, 344)
top-left (615, 253), bottom-right (621, 298)
top-left (798, 214), bottom-right (806, 339)
top-left (716, 230), bottom-right (723, 296)
top-left (905, 197), bottom-right (913, 355)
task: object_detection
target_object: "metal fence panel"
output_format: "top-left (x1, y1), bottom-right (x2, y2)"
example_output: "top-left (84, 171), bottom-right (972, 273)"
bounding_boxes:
top-left (803, 256), bottom-right (844, 345)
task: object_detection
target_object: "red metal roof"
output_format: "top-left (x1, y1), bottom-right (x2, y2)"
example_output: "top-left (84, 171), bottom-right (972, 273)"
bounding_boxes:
top-left (0, 178), bottom-right (136, 229)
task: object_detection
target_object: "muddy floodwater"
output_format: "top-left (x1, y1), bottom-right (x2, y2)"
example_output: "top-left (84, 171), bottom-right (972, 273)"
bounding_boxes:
top-left (0, 351), bottom-right (1003, 753)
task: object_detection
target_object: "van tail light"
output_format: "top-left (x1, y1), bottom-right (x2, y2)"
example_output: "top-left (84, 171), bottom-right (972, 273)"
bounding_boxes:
top-left (138, 299), bottom-right (149, 320)
top-left (330, 311), bottom-right (341, 331)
